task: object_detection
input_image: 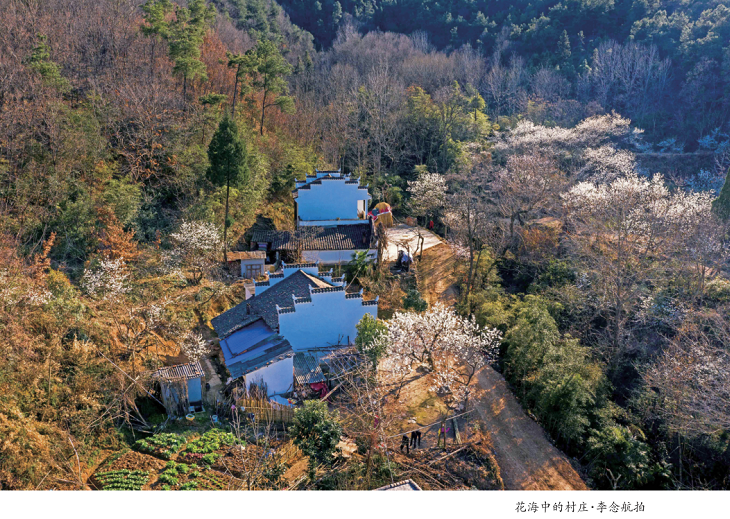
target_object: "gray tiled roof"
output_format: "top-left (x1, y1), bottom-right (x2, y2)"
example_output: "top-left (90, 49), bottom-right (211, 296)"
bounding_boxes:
top-left (250, 223), bottom-right (375, 251)
top-left (375, 479), bottom-right (422, 491)
top-left (227, 335), bottom-right (294, 380)
top-left (293, 171), bottom-right (346, 192)
top-left (211, 270), bottom-right (333, 337)
top-left (293, 347), bottom-right (362, 385)
top-left (153, 361), bottom-right (204, 382)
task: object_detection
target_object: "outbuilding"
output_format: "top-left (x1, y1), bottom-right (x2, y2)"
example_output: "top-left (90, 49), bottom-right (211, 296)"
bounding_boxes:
top-left (226, 250), bottom-right (266, 279)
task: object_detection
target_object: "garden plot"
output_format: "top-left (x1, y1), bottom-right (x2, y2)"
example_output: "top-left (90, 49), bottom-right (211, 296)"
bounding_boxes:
top-left (90, 450), bottom-right (166, 490)
top-left (133, 432), bottom-right (186, 460)
top-left (154, 461), bottom-right (237, 490)
top-left (177, 429), bottom-right (239, 466)
top-left (92, 469), bottom-right (151, 490)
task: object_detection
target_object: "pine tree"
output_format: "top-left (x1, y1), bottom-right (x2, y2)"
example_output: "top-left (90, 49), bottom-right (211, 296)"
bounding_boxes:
top-left (559, 30), bottom-right (571, 60)
top-left (168, 0), bottom-right (216, 100)
top-left (250, 39), bottom-right (294, 135)
top-left (25, 34), bottom-right (70, 92)
top-left (332, 1), bottom-right (343, 28)
top-left (226, 51), bottom-right (257, 115)
top-left (140, 0), bottom-right (173, 76)
top-left (207, 116), bottom-right (249, 261)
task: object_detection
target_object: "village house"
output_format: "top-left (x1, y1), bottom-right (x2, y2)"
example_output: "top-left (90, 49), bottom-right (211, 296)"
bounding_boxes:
top-left (211, 262), bottom-right (378, 397)
top-left (251, 169), bottom-right (378, 265)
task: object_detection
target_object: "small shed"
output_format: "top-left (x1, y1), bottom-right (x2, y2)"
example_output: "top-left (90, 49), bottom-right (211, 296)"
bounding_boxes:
top-left (153, 361), bottom-right (205, 417)
top-left (227, 251), bottom-right (266, 279)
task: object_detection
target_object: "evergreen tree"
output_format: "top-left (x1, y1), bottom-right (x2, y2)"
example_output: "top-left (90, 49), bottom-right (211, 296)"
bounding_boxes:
top-left (712, 167), bottom-right (730, 220)
top-left (290, 400), bottom-right (343, 480)
top-left (226, 50), bottom-right (257, 115)
top-left (168, 0), bottom-right (216, 100)
top-left (25, 34), bottom-right (70, 92)
top-left (559, 30), bottom-right (571, 60)
top-left (332, 1), bottom-right (343, 29)
top-left (355, 313), bottom-right (387, 370)
top-left (250, 39), bottom-right (295, 135)
top-left (140, 0), bottom-right (173, 75)
top-left (207, 115), bottom-right (249, 261)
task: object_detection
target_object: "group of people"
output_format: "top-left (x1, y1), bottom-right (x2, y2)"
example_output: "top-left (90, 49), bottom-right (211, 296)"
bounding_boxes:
top-left (399, 430), bottom-right (422, 454)
top-left (398, 420), bottom-right (451, 454)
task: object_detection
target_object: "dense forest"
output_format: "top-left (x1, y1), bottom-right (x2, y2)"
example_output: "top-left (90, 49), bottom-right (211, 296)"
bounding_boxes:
top-left (282, 0), bottom-right (730, 142)
top-left (1, 0), bottom-right (730, 490)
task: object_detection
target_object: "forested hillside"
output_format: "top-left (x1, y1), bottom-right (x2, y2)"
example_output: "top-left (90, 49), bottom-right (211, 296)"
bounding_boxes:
top-left (281, 0), bottom-right (730, 142)
top-left (1, 0), bottom-right (730, 490)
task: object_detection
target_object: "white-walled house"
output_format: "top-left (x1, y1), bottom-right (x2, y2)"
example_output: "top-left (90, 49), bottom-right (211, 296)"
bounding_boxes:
top-left (293, 170), bottom-right (371, 227)
top-left (249, 169), bottom-right (378, 266)
top-left (211, 264), bottom-right (378, 397)
top-left (251, 223), bottom-right (378, 266)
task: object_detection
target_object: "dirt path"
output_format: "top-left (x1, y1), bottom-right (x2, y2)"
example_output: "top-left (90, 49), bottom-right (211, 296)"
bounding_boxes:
top-left (471, 366), bottom-right (588, 490)
top-left (416, 243), bottom-right (459, 306)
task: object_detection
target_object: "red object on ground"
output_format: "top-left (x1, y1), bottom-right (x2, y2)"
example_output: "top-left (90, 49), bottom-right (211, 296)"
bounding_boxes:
top-left (310, 382), bottom-right (328, 398)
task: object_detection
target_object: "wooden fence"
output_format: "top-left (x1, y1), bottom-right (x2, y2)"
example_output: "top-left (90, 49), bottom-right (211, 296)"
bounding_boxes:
top-left (235, 396), bottom-right (294, 425)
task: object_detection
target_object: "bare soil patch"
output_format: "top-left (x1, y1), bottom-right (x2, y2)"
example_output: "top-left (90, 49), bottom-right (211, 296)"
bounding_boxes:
top-left (471, 366), bottom-right (588, 490)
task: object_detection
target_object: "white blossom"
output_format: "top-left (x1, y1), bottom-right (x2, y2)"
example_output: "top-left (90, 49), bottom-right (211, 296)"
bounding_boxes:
top-left (580, 145), bottom-right (637, 182)
top-left (180, 331), bottom-right (210, 362)
top-left (407, 171), bottom-right (447, 218)
top-left (80, 258), bottom-right (130, 300)
top-left (0, 269), bottom-right (52, 307)
top-left (163, 220), bottom-right (222, 284)
top-left (383, 304), bottom-right (502, 402)
top-left (497, 113), bottom-right (634, 153)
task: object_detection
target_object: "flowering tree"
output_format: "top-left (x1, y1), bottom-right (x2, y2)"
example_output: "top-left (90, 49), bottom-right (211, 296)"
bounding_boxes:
top-left (496, 113), bottom-right (638, 156)
top-left (643, 311), bottom-right (730, 438)
top-left (563, 172), bottom-right (715, 357)
top-left (494, 154), bottom-right (564, 245)
top-left (164, 220), bottom-right (222, 284)
top-left (580, 145), bottom-right (637, 182)
top-left (407, 168), bottom-right (447, 223)
top-left (384, 303), bottom-right (502, 406)
top-left (494, 113), bottom-right (646, 182)
top-left (80, 258), bottom-right (130, 301)
top-left (180, 331), bottom-right (210, 362)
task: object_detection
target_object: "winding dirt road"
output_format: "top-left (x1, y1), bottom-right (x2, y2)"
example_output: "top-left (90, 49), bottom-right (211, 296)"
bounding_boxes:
top-left (471, 366), bottom-right (588, 490)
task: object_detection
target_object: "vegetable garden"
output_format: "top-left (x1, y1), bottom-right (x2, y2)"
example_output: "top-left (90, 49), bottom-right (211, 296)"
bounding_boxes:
top-left (134, 433), bottom-right (186, 460)
top-left (94, 469), bottom-right (150, 490)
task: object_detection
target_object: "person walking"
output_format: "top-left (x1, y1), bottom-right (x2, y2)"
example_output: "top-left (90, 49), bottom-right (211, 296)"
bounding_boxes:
top-left (437, 420), bottom-right (450, 449)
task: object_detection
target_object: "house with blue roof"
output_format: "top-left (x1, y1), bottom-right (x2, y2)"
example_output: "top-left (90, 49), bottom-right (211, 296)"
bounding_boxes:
top-left (211, 263), bottom-right (378, 397)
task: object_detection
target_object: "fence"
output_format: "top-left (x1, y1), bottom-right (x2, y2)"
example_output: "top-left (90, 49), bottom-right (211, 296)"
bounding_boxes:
top-left (235, 396), bottom-right (294, 425)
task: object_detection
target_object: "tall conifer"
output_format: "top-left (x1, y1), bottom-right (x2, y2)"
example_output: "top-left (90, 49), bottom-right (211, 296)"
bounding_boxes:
top-left (207, 116), bottom-right (249, 261)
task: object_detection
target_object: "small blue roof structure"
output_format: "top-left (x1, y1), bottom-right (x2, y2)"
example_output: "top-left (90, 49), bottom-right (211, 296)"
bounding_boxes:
top-left (220, 318), bottom-right (293, 380)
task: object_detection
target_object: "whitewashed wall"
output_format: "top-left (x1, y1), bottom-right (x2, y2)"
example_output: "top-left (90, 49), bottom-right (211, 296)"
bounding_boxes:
top-left (245, 356), bottom-right (294, 396)
top-left (279, 289), bottom-right (378, 351)
top-left (302, 249), bottom-right (377, 265)
top-left (296, 179), bottom-right (370, 222)
top-left (255, 263), bottom-right (320, 294)
top-left (240, 258), bottom-right (265, 278)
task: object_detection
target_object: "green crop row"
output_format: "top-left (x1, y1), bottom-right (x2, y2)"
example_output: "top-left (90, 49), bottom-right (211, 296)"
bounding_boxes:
top-left (134, 433), bottom-right (186, 460)
top-left (184, 430), bottom-right (237, 455)
top-left (95, 469), bottom-right (150, 490)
